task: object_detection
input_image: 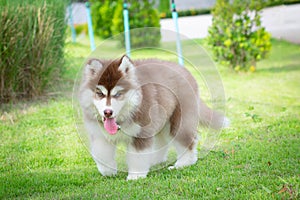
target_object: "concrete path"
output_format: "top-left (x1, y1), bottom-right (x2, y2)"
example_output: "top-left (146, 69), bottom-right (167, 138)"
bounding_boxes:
top-left (160, 4), bottom-right (300, 44)
top-left (261, 4), bottom-right (300, 44)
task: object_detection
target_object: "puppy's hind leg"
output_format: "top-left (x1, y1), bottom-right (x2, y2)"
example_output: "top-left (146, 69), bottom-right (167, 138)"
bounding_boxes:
top-left (152, 125), bottom-right (170, 166)
top-left (170, 137), bottom-right (198, 170)
top-left (169, 105), bottom-right (198, 170)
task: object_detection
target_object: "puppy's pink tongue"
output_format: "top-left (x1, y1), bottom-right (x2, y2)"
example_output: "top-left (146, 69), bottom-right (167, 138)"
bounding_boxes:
top-left (104, 118), bottom-right (118, 135)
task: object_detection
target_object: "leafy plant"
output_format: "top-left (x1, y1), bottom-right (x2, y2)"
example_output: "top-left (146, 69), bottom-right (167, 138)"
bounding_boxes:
top-left (207, 0), bottom-right (272, 71)
top-left (75, 24), bottom-right (88, 35)
top-left (158, 0), bottom-right (170, 18)
top-left (160, 8), bottom-right (211, 19)
top-left (267, 0), bottom-right (300, 6)
top-left (111, 0), bottom-right (161, 48)
top-left (90, 0), bottom-right (117, 39)
top-left (90, 0), bottom-right (160, 47)
top-left (245, 112), bottom-right (262, 123)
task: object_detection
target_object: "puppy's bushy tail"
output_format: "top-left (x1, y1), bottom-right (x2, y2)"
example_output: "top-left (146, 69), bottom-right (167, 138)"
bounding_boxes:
top-left (198, 100), bottom-right (230, 130)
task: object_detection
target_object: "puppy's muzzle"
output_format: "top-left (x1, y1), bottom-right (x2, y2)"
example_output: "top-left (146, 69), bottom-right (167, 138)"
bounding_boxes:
top-left (104, 109), bottom-right (113, 118)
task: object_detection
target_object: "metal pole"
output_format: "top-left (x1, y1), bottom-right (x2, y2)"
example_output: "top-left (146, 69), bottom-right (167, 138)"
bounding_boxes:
top-left (123, 0), bottom-right (131, 57)
top-left (85, 2), bottom-right (96, 51)
top-left (68, 2), bottom-right (76, 43)
top-left (171, 0), bottom-right (184, 66)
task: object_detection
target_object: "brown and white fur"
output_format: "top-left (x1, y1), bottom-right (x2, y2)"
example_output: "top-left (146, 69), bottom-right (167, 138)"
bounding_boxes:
top-left (79, 55), bottom-right (229, 180)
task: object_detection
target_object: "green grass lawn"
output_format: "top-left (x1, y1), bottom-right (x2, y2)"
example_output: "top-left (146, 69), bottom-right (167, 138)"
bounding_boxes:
top-left (1, 38), bottom-right (299, 199)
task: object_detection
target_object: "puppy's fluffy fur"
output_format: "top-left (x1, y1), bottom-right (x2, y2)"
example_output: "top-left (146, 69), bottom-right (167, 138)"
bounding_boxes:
top-left (79, 56), bottom-right (229, 180)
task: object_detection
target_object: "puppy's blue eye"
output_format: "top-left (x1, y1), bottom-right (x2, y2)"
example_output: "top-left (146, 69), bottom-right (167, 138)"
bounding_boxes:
top-left (113, 92), bottom-right (122, 98)
top-left (95, 90), bottom-right (105, 97)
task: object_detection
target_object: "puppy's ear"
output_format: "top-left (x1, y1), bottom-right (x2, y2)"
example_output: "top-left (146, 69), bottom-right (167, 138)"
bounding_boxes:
top-left (85, 59), bottom-right (103, 77)
top-left (119, 55), bottom-right (135, 74)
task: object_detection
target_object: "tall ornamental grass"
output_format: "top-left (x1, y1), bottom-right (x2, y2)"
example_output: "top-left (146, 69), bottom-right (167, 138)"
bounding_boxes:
top-left (0, 0), bottom-right (67, 103)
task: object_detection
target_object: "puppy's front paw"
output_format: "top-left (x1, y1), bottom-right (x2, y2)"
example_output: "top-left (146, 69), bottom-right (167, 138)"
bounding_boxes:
top-left (96, 163), bottom-right (117, 176)
top-left (126, 173), bottom-right (147, 181)
top-left (101, 168), bottom-right (117, 177)
top-left (168, 165), bottom-right (176, 170)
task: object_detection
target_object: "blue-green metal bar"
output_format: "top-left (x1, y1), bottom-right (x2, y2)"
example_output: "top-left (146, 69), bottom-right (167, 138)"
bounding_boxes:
top-left (171, 0), bottom-right (184, 66)
top-left (123, 0), bottom-right (131, 57)
top-left (68, 3), bottom-right (76, 43)
top-left (85, 2), bottom-right (96, 51)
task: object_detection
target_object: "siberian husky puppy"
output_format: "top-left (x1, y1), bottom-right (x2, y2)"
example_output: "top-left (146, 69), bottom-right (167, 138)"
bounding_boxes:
top-left (79, 55), bottom-right (229, 180)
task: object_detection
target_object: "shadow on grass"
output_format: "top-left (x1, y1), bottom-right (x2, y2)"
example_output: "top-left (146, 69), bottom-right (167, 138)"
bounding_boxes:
top-left (257, 63), bottom-right (300, 73)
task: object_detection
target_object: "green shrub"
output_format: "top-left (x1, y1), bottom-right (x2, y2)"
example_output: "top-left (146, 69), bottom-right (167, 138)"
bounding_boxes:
top-left (75, 24), bottom-right (88, 35)
top-left (158, 0), bottom-right (170, 17)
top-left (112, 0), bottom-right (161, 48)
top-left (0, 0), bottom-right (67, 102)
top-left (207, 0), bottom-right (272, 71)
top-left (91, 0), bottom-right (117, 38)
top-left (267, 0), bottom-right (300, 6)
top-left (160, 8), bottom-right (211, 19)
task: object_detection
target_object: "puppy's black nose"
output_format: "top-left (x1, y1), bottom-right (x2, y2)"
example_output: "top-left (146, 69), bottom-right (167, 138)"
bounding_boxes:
top-left (104, 109), bottom-right (113, 118)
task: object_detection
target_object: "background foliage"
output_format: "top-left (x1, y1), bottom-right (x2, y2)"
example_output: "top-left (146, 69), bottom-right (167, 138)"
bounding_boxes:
top-left (91, 0), bottom-right (161, 47)
top-left (267, 0), bottom-right (300, 6)
top-left (91, 0), bottom-right (117, 39)
top-left (207, 0), bottom-right (272, 71)
top-left (0, 0), bottom-right (67, 102)
top-left (160, 8), bottom-right (211, 19)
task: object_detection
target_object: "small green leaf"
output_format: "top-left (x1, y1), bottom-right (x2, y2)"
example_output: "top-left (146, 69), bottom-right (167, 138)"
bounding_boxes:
top-left (248, 106), bottom-right (254, 111)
